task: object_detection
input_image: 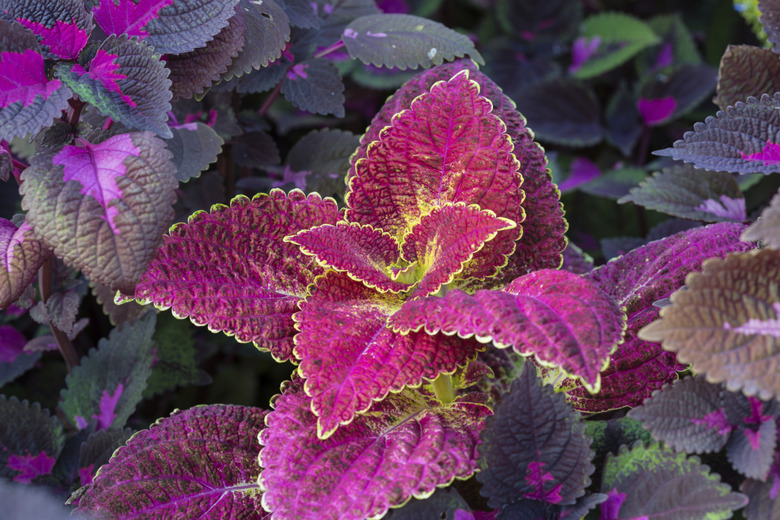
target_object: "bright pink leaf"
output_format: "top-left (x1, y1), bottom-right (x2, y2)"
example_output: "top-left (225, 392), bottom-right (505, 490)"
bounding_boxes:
top-left (0, 49), bottom-right (62, 108)
top-left (524, 461), bottom-right (563, 503)
top-left (7, 451), bottom-right (56, 483)
top-left (558, 156), bottom-right (600, 192)
top-left (637, 96), bottom-right (677, 126)
top-left (742, 141), bottom-right (780, 164)
top-left (71, 50), bottom-right (136, 108)
top-left (17, 19), bottom-right (89, 60)
top-left (95, 384), bottom-right (123, 430)
top-left (93, 0), bottom-right (174, 39)
top-left (0, 325), bottom-right (26, 364)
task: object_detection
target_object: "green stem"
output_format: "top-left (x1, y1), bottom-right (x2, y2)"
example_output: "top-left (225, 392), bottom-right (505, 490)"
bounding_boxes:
top-left (432, 373), bottom-right (455, 404)
top-left (39, 258), bottom-right (79, 372)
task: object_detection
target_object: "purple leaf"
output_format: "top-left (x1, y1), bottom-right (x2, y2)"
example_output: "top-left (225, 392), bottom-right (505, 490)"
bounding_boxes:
top-left (558, 156), bottom-right (600, 192)
top-left (0, 325), bottom-right (28, 363)
top-left (7, 452), bottom-right (56, 484)
top-left (281, 57), bottom-right (345, 117)
top-left (295, 271), bottom-right (483, 438)
top-left (165, 122), bottom-right (224, 182)
top-left (21, 132), bottom-right (178, 293)
top-left (130, 189), bottom-right (341, 362)
top-left (727, 418), bottom-right (777, 480)
top-left (638, 64), bottom-right (718, 125)
top-left (0, 49), bottom-right (64, 107)
top-left (222, 0), bottom-right (290, 80)
top-left (390, 269), bottom-right (625, 393)
top-left (72, 50), bottom-right (136, 108)
top-left (285, 128), bottom-right (360, 198)
top-left (637, 96), bottom-right (677, 126)
top-left (600, 488), bottom-right (627, 520)
top-left (18, 19), bottom-right (89, 60)
top-left (76, 404), bottom-right (268, 519)
top-left (93, 0), bottom-right (174, 39)
top-left (0, 218), bottom-right (50, 309)
top-left (714, 45), bottom-right (780, 110)
top-left (742, 188), bottom-right (780, 248)
top-left (259, 378), bottom-right (490, 520)
top-left (1, 0), bottom-right (93, 59)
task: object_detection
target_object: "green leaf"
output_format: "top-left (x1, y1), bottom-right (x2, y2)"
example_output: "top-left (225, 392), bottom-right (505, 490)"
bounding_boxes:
top-left (342, 13), bottom-right (484, 70)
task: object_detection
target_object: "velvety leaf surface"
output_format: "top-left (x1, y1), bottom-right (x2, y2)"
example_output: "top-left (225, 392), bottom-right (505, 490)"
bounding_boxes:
top-left (348, 59), bottom-right (565, 277)
top-left (601, 442), bottom-right (747, 519)
top-left (166, 122), bottom-right (224, 182)
top-left (0, 21), bottom-right (72, 142)
top-left (0, 396), bottom-right (65, 483)
top-left (390, 269), bottom-right (625, 393)
top-left (281, 57), bottom-right (345, 117)
top-left (628, 375), bottom-right (731, 453)
top-left (0, 218), bottom-right (49, 309)
top-left (742, 188), bottom-right (780, 248)
top-left (294, 271), bottom-right (483, 438)
top-left (347, 70), bottom-right (522, 244)
top-left (478, 363), bottom-right (594, 508)
top-left (654, 92), bottom-right (780, 174)
top-left (259, 378), bottom-right (490, 520)
top-left (77, 404), bottom-right (268, 519)
top-left (1, 0), bottom-right (92, 60)
top-left (563, 222), bottom-right (753, 412)
top-left (223, 0), bottom-right (290, 80)
top-left (640, 248), bottom-right (780, 401)
top-left (30, 290), bottom-right (80, 335)
top-left (60, 312), bottom-right (155, 431)
top-left (131, 189), bottom-right (340, 361)
top-left (55, 35), bottom-right (173, 138)
top-left (343, 13), bottom-right (483, 69)
top-left (165, 11), bottom-right (245, 100)
top-left (21, 132), bottom-right (178, 293)
top-left (714, 45), bottom-right (780, 110)
top-left (618, 165), bottom-right (746, 222)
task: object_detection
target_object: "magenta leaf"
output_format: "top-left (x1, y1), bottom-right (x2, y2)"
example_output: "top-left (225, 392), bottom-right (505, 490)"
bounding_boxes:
top-left (21, 132), bottom-right (178, 293)
top-left (59, 312), bottom-right (156, 431)
top-left (259, 378), bottom-right (490, 520)
top-left (54, 35), bottom-right (173, 138)
top-left (637, 96), bottom-right (677, 126)
top-left (93, 0), bottom-right (172, 39)
top-left (601, 442), bottom-right (746, 519)
top-left (390, 269), bottom-right (625, 393)
top-left (130, 189), bottom-right (340, 362)
top-left (0, 396), bottom-right (65, 483)
top-left (0, 49), bottom-right (64, 107)
top-left (76, 404), bottom-right (268, 519)
top-left (0, 325), bottom-right (28, 364)
top-left (17, 19), bottom-right (89, 61)
top-left (0, 218), bottom-right (50, 309)
top-left (342, 13), bottom-right (483, 69)
top-left (223, 0), bottom-right (290, 80)
top-left (477, 363), bottom-right (594, 509)
top-left (281, 57), bottom-right (346, 117)
top-left (295, 271), bottom-right (483, 438)
top-left (0, 0), bottom-right (93, 59)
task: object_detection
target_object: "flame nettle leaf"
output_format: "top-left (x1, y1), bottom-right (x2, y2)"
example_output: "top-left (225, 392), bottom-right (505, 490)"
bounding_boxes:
top-left (55, 35), bottom-right (173, 138)
top-left (342, 13), bottom-right (483, 69)
top-left (760, 0), bottom-right (780, 54)
top-left (637, 96), bottom-right (676, 126)
top-left (286, 129), bottom-right (360, 198)
top-left (295, 271), bottom-right (483, 438)
top-left (742, 188), bottom-right (780, 248)
top-left (21, 131), bottom-right (178, 293)
top-left (499, 494), bottom-right (606, 520)
top-left (390, 269), bottom-right (625, 393)
top-left (618, 165), bottom-right (746, 223)
top-left (0, 21), bottom-right (72, 142)
top-left (563, 222), bottom-right (752, 412)
top-left (0, 218), bottom-right (50, 309)
top-left (223, 0), bottom-right (290, 80)
top-left (0, 351), bottom-right (41, 389)
top-left (654, 92), bottom-right (780, 174)
top-left (259, 378), bottom-right (490, 520)
top-left (29, 290), bottom-right (80, 335)
top-left (0, 325), bottom-right (26, 364)
top-left (283, 0), bottom-right (318, 28)
top-left (727, 416), bottom-right (777, 480)
top-left (386, 487), bottom-right (472, 519)
top-left (0, 0), bottom-right (93, 60)
top-left (76, 404), bottom-right (268, 519)
top-left (628, 376), bottom-right (732, 454)
top-left (166, 11), bottom-right (246, 100)
top-left (495, 0), bottom-right (582, 46)
top-left (640, 248), bottom-right (780, 401)
top-left (131, 189), bottom-right (340, 361)
top-left (0, 396), bottom-right (65, 483)
top-left (165, 122), bottom-right (224, 182)
top-left (312, 0), bottom-right (381, 44)
top-left (638, 64), bottom-right (718, 125)
top-left (77, 428), bottom-right (134, 486)
top-left (714, 45), bottom-right (780, 110)
top-left (478, 363), bottom-right (594, 509)
top-left (601, 442), bottom-right (747, 519)
top-left (59, 312), bottom-right (155, 431)
top-left (281, 57), bottom-right (346, 117)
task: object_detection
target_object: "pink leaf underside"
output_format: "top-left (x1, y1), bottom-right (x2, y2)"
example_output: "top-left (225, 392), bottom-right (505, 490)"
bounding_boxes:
top-left (18, 19), bottom-right (89, 60)
top-left (71, 49), bottom-right (136, 107)
top-left (51, 134), bottom-right (138, 234)
top-left (345, 70), bottom-right (523, 245)
top-left (0, 49), bottom-right (62, 108)
top-left (0, 220), bottom-right (49, 309)
top-left (93, 0), bottom-right (174, 38)
top-left (293, 271), bottom-right (484, 439)
top-left (259, 379), bottom-right (490, 520)
top-left (132, 189), bottom-right (341, 362)
top-left (389, 269), bottom-right (625, 393)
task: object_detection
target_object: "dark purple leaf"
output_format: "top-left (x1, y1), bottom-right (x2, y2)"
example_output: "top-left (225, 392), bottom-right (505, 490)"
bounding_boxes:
top-left (714, 45), bottom-right (780, 110)
top-left (0, 0), bottom-right (93, 60)
top-left (495, 0), bottom-right (581, 47)
top-left (29, 290), bottom-right (81, 335)
top-left (760, 0), bottom-right (780, 54)
top-left (579, 167), bottom-right (647, 200)
top-left (222, 0), bottom-right (290, 80)
top-left (286, 128), bottom-right (359, 198)
top-left (727, 416), bottom-right (776, 480)
top-left (0, 351), bottom-right (41, 388)
top-left (280, 57), bottom-right (345, 117)
top-left (281, 0), bottom-right (319, 28)
top-left (91, 281), bottom-right (147, 327)
top-left (478, 363), bottom-right (594, 508)
top-left (76, 404), bottom-right (268, 519)
top-left (0, 396), bottom-right (64, 483)
top-left (637, 64), bottom-right (718, 125)
top-left (165, 122), bottom-right (224, 182)
top-left (386, 488), bottom-right (472, 520)
top-left (605, 83), bottom-right (642, 156)
top-left (232, 130), bottom-right (280, 168)
top-left (558, 156), bottom-right (600, 192)
top-left (77, 428), bottom-right (133, 486)
top-left (741, 455), bottom-right (780, 520)
top-left (311, 0), bottom-right (380, 44)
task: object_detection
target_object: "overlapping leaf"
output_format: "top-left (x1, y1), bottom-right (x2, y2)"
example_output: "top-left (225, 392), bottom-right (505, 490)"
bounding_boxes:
top-left (0, 396), bottom-right (64, 483)
top-left (495, 0), bottom-right (582, 46)
top-left (0, 21), bottom-right (72, 142)
top-left (655, 92), bottom-right (780, 174)
top-left (477, 363), bottom-right (593, 510)
top-left (130, 189), bottom-right (341, 362)
top-left (0, 218), bottom-right (50, 309)
top-left (601, 442), bottom-right (747, 519)
top-left (312, 0), bottom-right (380, 45)
top-left (55, 35), bottom-right (173, 138)
top-left (281, 57), bottom-right (345, 117)
top-left (286, 129), bottom-right (359, 198)
top-left (741, 461), bottom-right (780, 520)
top-left (76, 404), bottom-right (268, 519)
top-left (21, 131), bottom-right (178, 293)
top-left (165, 122), bottom-right (224, 182)
top-left (640, 248), bottom-right (780, 401)
top-left (294, 271), bottom-right (483, 438)
top-left (714, 45), bottom-right (780, 110)
top-left (760, 0), bottom-right (780, 54)
top-left (727, 416), bottom-right (777, 480)
top-left (619, 165), bottom-right (746, 222)
top-left (637, 64), bottom-right (718, 126)
top-left (742, 188), bottom-right (780, 248)
top-left (390, 269), bottom-right (624, 393)
top-left (259, 378), bottom-right (490, 520)
top-left (387, 488), bottom-right (471, 519)
top-left (223, 0), bottom-right (290, 80)
top-left (0, 0), bottom-right (93, 60)
top-left (342, 13), bottom-right (483, 69)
